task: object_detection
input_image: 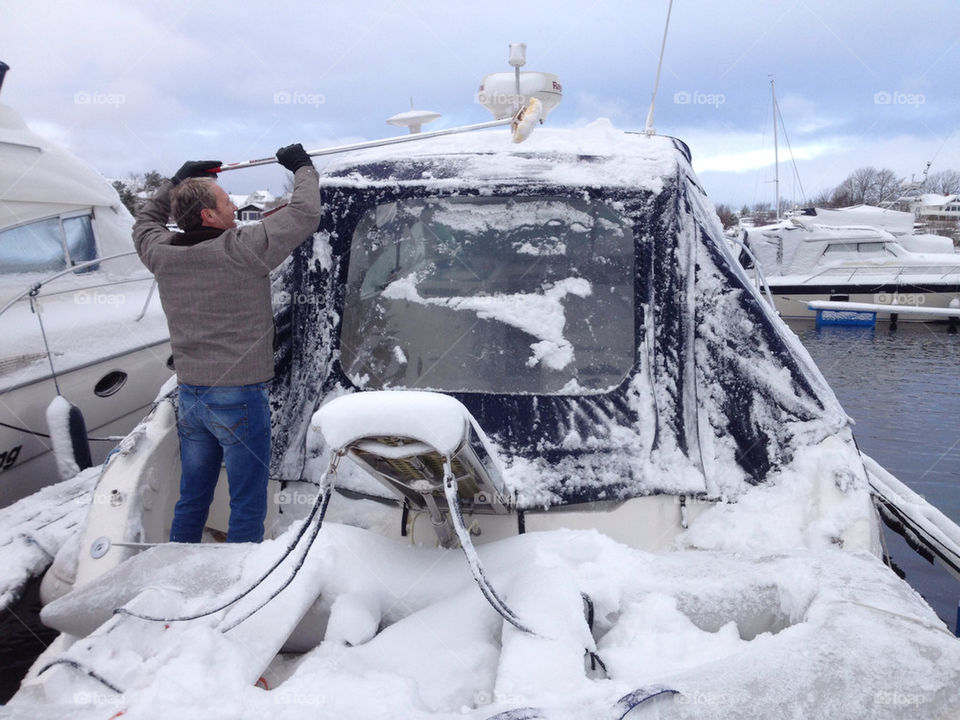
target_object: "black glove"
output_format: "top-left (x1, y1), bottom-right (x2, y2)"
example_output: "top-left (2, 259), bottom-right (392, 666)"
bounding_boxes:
top-left (276, 143), bottom-right (313, 173)
top-left (172, 160), bottom-right (221, 185)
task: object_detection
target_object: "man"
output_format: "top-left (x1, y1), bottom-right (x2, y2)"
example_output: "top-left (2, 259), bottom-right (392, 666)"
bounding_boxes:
top-left (134, 144), bottom-right (322, 543)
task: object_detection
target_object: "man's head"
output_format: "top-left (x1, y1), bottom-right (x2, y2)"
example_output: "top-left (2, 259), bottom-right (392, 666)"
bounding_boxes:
top-left (171, 179), bottom-right (237, 231)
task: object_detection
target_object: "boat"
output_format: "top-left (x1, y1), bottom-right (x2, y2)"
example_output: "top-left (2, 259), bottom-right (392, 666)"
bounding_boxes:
top-left (7, 48), bottom-right (960, 718)
top-left (736, 211), bottom-right (960, 322)
top-left (733, 80), bottom-right (960, 325)
top-left (0, 62), bottom-right (173, 506)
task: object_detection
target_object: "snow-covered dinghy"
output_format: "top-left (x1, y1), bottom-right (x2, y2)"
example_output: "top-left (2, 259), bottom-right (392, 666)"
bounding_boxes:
top-left (11, 120), bottom-right (960, 718)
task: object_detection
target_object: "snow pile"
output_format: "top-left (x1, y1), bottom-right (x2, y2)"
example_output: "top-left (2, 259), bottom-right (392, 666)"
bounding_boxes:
top-left (314, 390), bottom-right (474, 454)
top-left (320, 118), bottom-right (675, 194)
top-left (0, 468), bottom-right (96, 607)
top-left (11, 515), bottom-right (960, 719)
top-left (10, 438), bottom-right (958, 719)
top-left (679, 438), bottom-right (877, 554)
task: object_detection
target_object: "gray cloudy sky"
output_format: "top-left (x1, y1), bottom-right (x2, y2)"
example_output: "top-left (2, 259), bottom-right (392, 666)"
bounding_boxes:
top-left (1, 1), bottom-right (957, 208)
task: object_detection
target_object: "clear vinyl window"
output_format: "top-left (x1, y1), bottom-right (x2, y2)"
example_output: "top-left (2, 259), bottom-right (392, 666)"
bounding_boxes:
top-left (0, 213), bottom-right (97, 274)
top-left (340, 196), bottom-right (635, 394)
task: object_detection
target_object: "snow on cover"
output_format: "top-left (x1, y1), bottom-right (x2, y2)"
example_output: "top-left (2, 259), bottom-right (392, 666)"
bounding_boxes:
top-left (10, 452), bottom-right (960, 719)
top-left (382, 273), bottom-right (591, 371)
top-left (0, 467), bottom-right (95, 607)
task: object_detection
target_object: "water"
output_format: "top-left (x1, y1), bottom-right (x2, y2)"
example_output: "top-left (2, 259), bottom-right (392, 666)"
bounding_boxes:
top-left (788, 319), bottom-right (960, 632)
top-left (0, 575), bottom-right (57, 703)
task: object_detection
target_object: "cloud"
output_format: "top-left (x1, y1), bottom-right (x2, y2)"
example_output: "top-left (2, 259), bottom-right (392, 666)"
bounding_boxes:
top-left (1, 0), bottom-right (956, 202)
top-left (687, 132), bottom-right (842, 174)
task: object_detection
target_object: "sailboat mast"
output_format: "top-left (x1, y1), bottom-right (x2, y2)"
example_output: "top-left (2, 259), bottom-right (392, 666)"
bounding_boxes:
top-left (771, 78), bottom-right (780, 221)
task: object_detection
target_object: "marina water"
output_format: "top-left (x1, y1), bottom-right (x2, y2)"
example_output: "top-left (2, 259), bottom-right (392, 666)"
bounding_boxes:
top-left (789, 318), bottom-right (960, 632)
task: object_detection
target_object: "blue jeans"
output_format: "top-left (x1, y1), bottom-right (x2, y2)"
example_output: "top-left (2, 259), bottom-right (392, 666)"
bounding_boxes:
top-left (171, 382), bottom-right (271, 543)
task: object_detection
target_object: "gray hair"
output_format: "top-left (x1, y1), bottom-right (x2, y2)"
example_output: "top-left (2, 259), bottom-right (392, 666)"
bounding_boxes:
top-left (171, 178), bottom-right (218, 231)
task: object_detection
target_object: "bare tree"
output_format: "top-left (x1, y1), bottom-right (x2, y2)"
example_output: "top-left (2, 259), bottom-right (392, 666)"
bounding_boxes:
top-left (846, 167), bottom-right (878, 204)
top-left (831, 166), bottom-right (904, 206)
top-left (926, 169), bottom-right (960, 195)
top-left (750, 202), bottom-right (776, 225)
top-left (807, 187), bottom-right (834, 207)
top-left (873, 168), bottom-right (902, 205)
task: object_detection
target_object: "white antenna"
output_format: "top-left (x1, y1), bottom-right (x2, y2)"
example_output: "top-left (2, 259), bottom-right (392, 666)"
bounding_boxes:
top-left (386, 98), bottom-right (442, 135)
top-left (644, 0), bottom-right (674, 136)
top-left (509, 42), bottom-right (527, 113)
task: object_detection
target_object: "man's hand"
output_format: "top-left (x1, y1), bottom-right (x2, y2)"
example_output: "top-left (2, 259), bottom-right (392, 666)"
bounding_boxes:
top-left (276, 144), bottom-right (314, 173)
top-left (172, 160), bottom-right (222, 185)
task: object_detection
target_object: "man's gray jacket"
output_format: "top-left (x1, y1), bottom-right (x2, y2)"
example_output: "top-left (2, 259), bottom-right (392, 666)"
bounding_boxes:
top-left (133, 166), bottom-right (322, 386)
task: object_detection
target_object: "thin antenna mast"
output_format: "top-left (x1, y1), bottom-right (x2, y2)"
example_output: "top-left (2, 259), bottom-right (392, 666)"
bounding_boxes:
top-left (771, 78), bottom-right (780, 220)
top-left (644, 0), bottom-right (674, 136)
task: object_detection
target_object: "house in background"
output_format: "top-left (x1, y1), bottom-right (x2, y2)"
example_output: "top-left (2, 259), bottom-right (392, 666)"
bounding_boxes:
top-left (229, 189), bottom-right (277, 223)
top-left (911, 194), bottom-right (960, 242)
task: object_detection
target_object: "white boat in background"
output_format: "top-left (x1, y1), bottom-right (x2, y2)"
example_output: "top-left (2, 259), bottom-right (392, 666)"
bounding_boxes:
top-left (0, 62), bottom-right (172, 506)
top-left (737, 209), bottom-right (960, 322)
top-left (736, 79), bottom-right (960, 324)
top-left (7, 43), bottom-right (960, 718)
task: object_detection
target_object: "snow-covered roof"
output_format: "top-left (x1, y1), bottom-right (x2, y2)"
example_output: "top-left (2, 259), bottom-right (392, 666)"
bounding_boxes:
top-left (916, 193), bottom-right (958, 207)
top-left (230, 189), bottom-right (275, 211)
top-left (319, 118), bottom-right (681, 193)
top-left (800, 205), bottom-right (914, 236)
top-left (246, 189), bottom-right (275, 205)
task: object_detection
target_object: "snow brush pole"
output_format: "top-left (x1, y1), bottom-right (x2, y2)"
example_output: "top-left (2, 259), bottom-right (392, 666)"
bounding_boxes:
top-left (212, 99), bottom-right (543, 174)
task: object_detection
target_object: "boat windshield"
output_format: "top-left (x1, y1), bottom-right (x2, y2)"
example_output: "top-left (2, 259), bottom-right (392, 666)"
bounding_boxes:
top-left (340, 196), bottom-right (635, 394)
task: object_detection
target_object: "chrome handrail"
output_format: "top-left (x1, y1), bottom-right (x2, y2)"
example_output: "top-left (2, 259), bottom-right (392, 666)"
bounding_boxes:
top-left (799, 262), bottom-right (960, 284)
top-left (727, 234), bottom-right (777, 310)
top-left (1, 251), bottom-right (165, 400)
top-left (0, 251), bottom-right (152, 319)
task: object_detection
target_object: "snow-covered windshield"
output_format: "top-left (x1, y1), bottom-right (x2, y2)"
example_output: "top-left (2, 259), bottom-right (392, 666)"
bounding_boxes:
top-left (340, 196), bottom-right (635, 394)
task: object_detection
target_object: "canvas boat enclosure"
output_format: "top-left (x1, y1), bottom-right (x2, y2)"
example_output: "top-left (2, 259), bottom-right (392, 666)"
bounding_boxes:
top-left (738, 220), bottom-right (907, 278)
top-left (267, 122), bottom-right (849, 510)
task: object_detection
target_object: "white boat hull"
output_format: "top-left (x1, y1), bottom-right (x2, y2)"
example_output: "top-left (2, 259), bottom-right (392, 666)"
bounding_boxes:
top-left (0, 340), bottom-right (173, 506)
top-left (769, 288), bottom-right (960, 322)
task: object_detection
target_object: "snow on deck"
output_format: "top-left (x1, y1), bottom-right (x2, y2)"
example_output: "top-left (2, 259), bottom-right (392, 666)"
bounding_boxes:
top-left (0, 467), bottom-right (96, 607)
top-left (11, 512), bottom-right (960, 718)
top-left (0, 281), bottom-right (169, 391)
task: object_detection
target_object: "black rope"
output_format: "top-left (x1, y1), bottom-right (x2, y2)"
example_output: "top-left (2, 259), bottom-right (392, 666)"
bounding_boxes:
top-left (587, 650), bottom-right (607, 674)
top-left (444, 472), bottom-right (536, 635)
top-left (0, 419), bottom-right (117, 442)
top-left (400, 499), bottom-right (410, 537)
top-left (581, 592), bottom-right (595, 630)
top-left (37, 658), bottom-right (123, 694)
top-left (220, 483), bottom-right (333, 632)
top-left (114, 464), bottom-right (336, 624)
